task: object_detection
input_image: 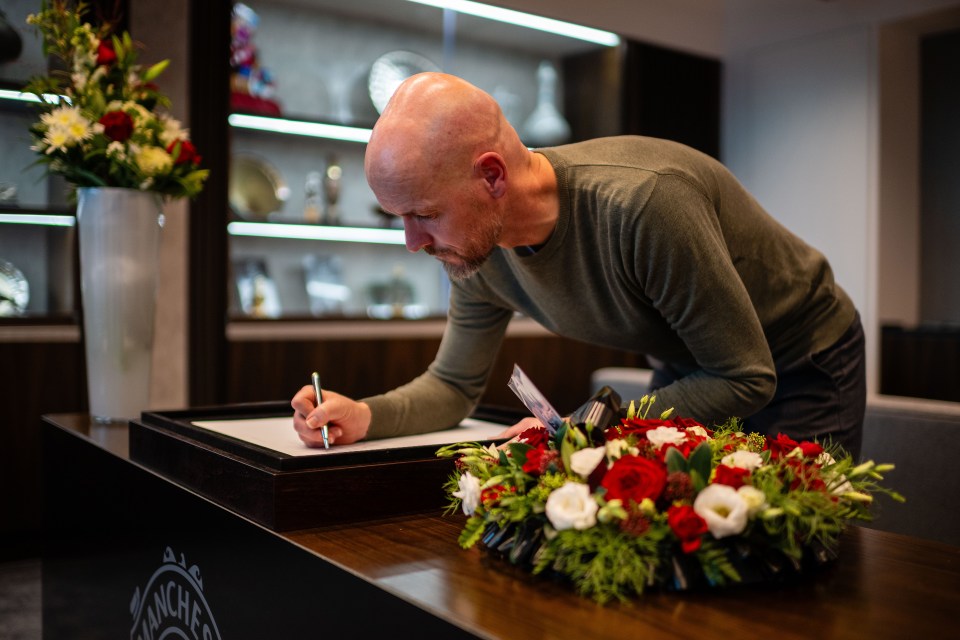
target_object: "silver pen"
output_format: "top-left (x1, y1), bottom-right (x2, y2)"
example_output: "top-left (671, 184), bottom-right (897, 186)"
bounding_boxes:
top-left (310, 371), bottom-right (330, 449)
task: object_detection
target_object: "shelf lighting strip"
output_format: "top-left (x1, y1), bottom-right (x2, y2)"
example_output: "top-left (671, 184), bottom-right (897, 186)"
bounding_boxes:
top-left (228, 221), bottom-right (406, 245)
top-left (406, 0), bottom-right (620, 47)
top-left (0, 213), bottom-right (75, 227)
top-left (0, 89), bottom-right (70, 105)
top-left (228, 114), bottom-right (372, 143)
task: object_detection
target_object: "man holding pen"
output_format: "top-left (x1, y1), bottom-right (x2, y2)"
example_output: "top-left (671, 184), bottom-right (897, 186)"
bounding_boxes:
top-left (291, 73), bottom-right (865, 458)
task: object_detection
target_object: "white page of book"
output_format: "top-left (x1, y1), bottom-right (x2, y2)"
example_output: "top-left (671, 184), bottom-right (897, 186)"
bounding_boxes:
top-left (190, 416), bottom-right (505, 457)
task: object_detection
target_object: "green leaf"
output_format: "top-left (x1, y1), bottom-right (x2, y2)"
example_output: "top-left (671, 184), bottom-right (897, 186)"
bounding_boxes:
top-left (688, 442), bottom-right (713, 486)
top-left (508, 442), bottom-right (533, 467)
top-left (665, 447), bottom-right (687, 474)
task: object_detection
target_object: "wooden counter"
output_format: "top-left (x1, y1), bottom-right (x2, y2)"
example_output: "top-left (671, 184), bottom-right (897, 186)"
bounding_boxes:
top-left (42, 414), bottom-right (959, 639)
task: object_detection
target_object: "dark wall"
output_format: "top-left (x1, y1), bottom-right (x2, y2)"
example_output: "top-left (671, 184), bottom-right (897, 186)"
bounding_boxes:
top-left (920, 29), bottom-right (960, 325)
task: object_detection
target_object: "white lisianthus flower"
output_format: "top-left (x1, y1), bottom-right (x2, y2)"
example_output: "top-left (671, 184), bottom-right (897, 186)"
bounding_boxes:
top-left (646, 426), bottom-right (687, 448)
top-left (737, 485), bottom-right (768, 516)
top-left (693, 483), bottom-right (749, 538)
top-left (721, 450), bottom-right (764, 471)
top-left (817, 452), bottom-right (854, 495)
top-left (452, 471), bottom-right (481, 516)
top-left (135, 146), bottom-right (173, 176)
top-left (545, 482), bottom-right (598, 531)
top-left (686, 425), bottom-right (709, 438)
top-left (569, 446), bottom-right (606, 477)
top-left (605, 438), bottom-right (632, 460)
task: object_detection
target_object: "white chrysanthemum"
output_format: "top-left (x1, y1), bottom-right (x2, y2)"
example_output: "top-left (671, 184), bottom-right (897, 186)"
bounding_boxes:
top-left (452, 471), bottom-right (481, 516)
top-left (41, 106), bottom-right (87, 130)
top-left (43, 128), bottom-right (72, 154)
top-left (135, 146), bottom-right (172, 176)
top-left (569, 446), bottom-right (606, 477)
top-left (721, 449), bottom-right (764, 471)
top-left (646, 426), bottom-right (687, 448)
top-left (545, 482), bottom-right (598, 531)
top-left (693, 483), bottom-right (749, 538)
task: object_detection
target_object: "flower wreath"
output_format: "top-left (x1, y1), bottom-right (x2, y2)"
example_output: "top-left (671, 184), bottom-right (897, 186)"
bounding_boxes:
top-left (437, 390), bottom-right (902, 604)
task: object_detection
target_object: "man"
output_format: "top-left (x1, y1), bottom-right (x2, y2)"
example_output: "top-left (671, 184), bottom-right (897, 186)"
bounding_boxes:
top-left (292, 73), bottom-right (866, 458)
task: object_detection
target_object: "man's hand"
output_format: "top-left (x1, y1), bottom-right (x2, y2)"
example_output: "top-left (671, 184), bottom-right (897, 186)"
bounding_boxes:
top-left (291, 385), bottom-right (371, 447)
top-left (495, 416), bottom-right (545, 440)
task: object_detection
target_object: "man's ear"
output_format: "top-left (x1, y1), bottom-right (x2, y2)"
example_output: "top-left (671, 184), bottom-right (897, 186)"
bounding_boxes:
top-left (475, 152), bottom-right (507, 198)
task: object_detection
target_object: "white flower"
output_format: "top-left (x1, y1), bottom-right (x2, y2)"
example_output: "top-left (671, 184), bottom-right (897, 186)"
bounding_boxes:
top-left (569, 446), bottom-right (606, 477)
top-left (737, 485), bottom-right (767, 516)
top-left (135, 146), bottom-right (173, 176)
top-left (159, 115), bottom-right (189, 147)
top-left (545, 482), bottom-right (598, 531)
top-left (686, 425), bottom-right (709, 438)
top-left (721, 450), bottom-right (764, 471)
top-left (106, 141), bottom-right (126, 160)
top-left (817, 452), bottom-right (854, 495)
top-left (452, 471), bottom-right (481, 516)
top-left (693, 483), bottom-right (749, 538)
top-left (605, 438), bottom-right (637, 460)
top-left (646, 426), bottom-right (687, 448)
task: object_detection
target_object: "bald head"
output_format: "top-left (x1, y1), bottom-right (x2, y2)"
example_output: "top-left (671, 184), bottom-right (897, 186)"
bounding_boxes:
top-left (364, 73), bottom-right (526, 207)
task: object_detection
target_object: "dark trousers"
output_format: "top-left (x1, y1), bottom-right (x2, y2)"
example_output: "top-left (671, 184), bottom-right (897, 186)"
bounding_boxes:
top-left (651, 314), bottom-right (866, 460)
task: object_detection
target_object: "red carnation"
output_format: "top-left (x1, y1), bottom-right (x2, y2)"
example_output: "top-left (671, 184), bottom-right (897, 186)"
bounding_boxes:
top-left (766, 433), bottom-right (800, 460)
top-left (667, 504), bottom-right (708, 553)
top-left (600, 455), bottom-right (667, 504)
top-left (98, 110), bottom-right (134, 142)
top-left (96, 39), bottom-right (117, 66)
top-left (166, 139), bottom-right (202, 166)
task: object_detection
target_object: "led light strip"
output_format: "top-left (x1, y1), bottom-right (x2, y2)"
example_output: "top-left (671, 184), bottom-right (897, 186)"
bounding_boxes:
top-left (228, 114), bottom-right (372, 143)
top-left (0, 89), bottom-right (69, 104)
top-left (228, 221), bottom-right (406, 245)
top-left (0, 213), bottom-right (75, 227)
top-left (406, 0), bottom-right (620, 47)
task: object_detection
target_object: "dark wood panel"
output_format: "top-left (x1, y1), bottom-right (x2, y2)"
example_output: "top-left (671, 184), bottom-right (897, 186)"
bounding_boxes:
top-left (227, 334), bottom-right (647, 415)
top-left (0, 341), bottom-right (86, 558)
top-left (563, 39), bottom-right (721, 158)
top-left (880, 325), bottom-right (960, 402)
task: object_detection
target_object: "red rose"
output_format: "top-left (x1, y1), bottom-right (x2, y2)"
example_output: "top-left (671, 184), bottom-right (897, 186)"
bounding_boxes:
top-left (600, 455), bottom-right (667, 504)
top-left (98, 110), bottom-right (134, 142)
top-left (667, 504), bottom-right (708, 553)
top-left (517, 426), bottom-right (549, 448)
top-left (166, 139), bottom-right (202, 166)
top-left (96, 39), bottom-right (117, 66)
top-left (766, 433), bottom-right (800, 460)
top-left (605, 417), bottom-right (674, 441)
top-left (798, 441), bottom-right (824, 459)
top-left (713, 465), bottom-right (750, 489)
top-left (671, 416), bottom-right (707, 431)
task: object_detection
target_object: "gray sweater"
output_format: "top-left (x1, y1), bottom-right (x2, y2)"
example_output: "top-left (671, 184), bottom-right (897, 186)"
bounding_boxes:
top-left (364, 136), bottom-right (856, 438)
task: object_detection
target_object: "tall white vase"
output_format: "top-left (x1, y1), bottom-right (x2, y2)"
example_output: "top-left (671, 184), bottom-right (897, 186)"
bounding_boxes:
top-left (76, 187), bottom-right (164, 422)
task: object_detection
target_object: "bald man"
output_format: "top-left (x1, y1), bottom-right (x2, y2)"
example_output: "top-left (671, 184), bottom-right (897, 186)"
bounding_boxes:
top-left (292, 73), bottom-right (866, 458)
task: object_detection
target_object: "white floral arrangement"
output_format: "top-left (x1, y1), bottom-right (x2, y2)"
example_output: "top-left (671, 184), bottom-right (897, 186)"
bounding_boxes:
top-left (23, 1), bottom-right (208, 199)
top-left (438, 396), bottom-right (902, 604)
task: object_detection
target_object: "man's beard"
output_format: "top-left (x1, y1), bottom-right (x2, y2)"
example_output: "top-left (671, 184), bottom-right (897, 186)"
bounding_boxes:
top-left (426, 212), bottom-right (502, 281)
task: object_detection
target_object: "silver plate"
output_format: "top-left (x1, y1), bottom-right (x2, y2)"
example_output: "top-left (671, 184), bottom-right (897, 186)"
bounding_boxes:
top-left (0, 259), bottom-right (29, 316)
top-left (368, 50), bottom-right (440, 114)
top-left (229, 154), bottom-right (290, 219)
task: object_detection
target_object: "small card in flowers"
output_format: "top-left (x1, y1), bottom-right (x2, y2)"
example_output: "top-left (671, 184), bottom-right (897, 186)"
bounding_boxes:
top-left (507, 364), bottom-right (563, 433)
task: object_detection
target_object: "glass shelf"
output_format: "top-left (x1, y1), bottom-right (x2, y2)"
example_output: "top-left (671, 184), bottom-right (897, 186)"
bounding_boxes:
top-left (229, 113), bottom-right (372, 143)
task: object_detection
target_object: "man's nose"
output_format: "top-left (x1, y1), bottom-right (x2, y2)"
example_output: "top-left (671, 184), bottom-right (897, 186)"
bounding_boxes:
top-left (403, 219), bottom-right (431, 253)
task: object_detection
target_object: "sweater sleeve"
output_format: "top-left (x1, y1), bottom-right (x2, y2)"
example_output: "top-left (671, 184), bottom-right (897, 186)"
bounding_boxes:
top-left (361, 283), bottom-right (514, 439)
